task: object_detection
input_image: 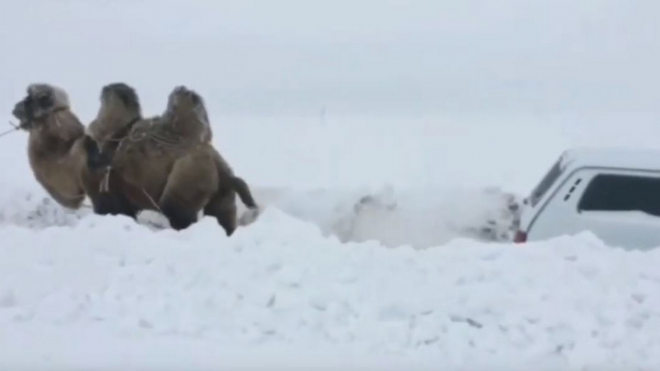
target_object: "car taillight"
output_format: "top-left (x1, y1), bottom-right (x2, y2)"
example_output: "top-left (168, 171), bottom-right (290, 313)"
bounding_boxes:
top-left (514, 230), bottom-right (527, 243)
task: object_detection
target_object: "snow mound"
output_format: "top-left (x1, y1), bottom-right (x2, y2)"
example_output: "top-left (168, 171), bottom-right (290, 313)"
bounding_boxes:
top-left (254, 184), bottom-right (521, 247)
top-left (0, 183), bottom-right (521, 248)
top-left (0, 185), bottom-right (90, 229)
top-left (0, 208), bottom-right (659, 369)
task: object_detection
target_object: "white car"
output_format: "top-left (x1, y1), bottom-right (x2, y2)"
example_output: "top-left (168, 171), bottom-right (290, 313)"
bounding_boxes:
top-left (515, 147), bottom-right (660, 250)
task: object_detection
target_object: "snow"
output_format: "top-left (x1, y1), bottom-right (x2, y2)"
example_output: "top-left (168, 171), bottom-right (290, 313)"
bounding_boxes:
top-left (1, 0), bottom-right (660, 369)
top-left (1, 212), bottom-right (660, 370)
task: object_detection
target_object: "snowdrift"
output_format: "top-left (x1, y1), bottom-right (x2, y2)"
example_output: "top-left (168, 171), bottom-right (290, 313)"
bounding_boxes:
top-left (0, 203), bottom-right (659, 369)
top-left (0, 184), bottom-right (521, 248)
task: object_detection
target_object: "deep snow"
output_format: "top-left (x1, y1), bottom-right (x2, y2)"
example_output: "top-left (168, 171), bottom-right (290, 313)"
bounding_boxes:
top-left (2, 210), bottom-right (660, 370)
top-left (2, 0), bottom-right (660, 369)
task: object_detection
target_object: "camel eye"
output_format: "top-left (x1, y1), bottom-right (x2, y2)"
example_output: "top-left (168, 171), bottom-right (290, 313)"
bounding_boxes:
top-left (37, 94), bottom-right (53, 108)
top-left (190, 94), bottom-right (200, 106)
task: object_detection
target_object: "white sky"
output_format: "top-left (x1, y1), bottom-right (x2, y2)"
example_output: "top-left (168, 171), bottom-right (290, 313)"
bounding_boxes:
top-left (1, 0), bottom-right (659, 116)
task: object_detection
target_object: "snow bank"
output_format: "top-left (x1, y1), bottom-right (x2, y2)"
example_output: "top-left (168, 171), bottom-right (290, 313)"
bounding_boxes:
top-left (0, 183), bottom-right (521, 248)
top-left (0, 207), bottom-right (659, 369)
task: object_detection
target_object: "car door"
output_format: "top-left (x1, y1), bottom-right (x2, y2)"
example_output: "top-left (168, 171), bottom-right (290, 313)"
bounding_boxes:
top-left (571, 168), bottom-right (660, 250)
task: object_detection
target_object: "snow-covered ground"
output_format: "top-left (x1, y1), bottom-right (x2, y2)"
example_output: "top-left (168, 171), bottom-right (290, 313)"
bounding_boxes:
top-left (2, 1), bottom-right (660, 369)
top-left (3, 207), bottom-right (660, 370)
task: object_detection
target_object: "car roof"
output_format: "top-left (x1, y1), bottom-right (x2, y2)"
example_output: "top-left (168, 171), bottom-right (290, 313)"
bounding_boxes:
top-left (560, 146), bottom-right (660, 172)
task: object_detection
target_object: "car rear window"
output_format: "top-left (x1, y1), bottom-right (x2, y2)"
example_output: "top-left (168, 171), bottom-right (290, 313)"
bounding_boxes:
top-left (528, 158), bottom-right (565, 207)
top-left (578, 173), bottom-right (660, 217)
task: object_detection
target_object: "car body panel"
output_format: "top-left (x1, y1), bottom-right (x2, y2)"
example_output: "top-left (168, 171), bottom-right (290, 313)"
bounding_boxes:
top-left (517, 147), bottom-right (660, 250)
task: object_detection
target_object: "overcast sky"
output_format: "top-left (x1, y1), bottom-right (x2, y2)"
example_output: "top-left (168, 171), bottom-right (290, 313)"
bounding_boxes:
top-left (1, 0), bottom-right (659, 117)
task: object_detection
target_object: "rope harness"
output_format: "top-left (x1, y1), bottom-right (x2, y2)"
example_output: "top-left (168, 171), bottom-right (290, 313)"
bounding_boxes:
top-left (97, 116), bottom-right (141, 194)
